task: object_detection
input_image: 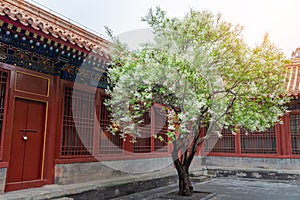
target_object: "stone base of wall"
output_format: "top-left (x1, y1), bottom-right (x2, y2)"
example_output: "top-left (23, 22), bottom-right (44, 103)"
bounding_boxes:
top-left (55, 156), bottom-right (205, 185)
top-left (207, 167), bottom-right (300, 180)
top-left (203, 156), bottom-right (300, 170)
top-left (55, 161), bottom-right (126, 185)
top-left (203, 156), bottom-right (300, 181)
top-left (0, 168), bottom-right (6, 194)
top-left (55, 158), bottom-right (176, 185)
top-left (56, 156), bottom-right (300, 186)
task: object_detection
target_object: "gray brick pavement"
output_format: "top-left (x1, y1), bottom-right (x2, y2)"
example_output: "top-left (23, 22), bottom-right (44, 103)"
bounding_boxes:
top-left (115, 178), bottom-right (300, 200)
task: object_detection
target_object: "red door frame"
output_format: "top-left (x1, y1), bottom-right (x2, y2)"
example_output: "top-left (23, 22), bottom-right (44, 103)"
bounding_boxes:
top-left (6, 98), bottom-right (47, 191)
top-left (0, 66), bottom-right (10, 164)
top-left (1, 64), bottom-right (57, 191)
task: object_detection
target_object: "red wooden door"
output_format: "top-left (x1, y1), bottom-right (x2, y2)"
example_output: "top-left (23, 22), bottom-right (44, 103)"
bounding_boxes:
top-left (7, 98), bottom-right (46, 183)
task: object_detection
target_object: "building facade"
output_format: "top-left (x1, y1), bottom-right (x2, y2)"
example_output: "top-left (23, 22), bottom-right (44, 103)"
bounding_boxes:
top-left (0, 0), bottom-right (183, 193)
top-left (201, 58), bottom-right (300, 171)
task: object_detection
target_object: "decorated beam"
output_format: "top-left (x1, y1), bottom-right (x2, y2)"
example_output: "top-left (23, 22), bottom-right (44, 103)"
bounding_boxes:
top-left (0, 0), bottom-right (111, 89)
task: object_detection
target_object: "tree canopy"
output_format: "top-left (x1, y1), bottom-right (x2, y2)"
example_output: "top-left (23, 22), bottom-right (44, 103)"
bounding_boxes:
top-left (105, 7), bottom-right (289, 196)
top-left (106, 7), bottom-right (288, 141)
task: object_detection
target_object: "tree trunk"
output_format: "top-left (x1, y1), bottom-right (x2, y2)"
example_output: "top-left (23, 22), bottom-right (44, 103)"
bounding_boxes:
top-left (177, 166), bottom-right (193, 196)
top-left (173, 137), bottom-right (205, 196)
top-left (172, 143), bottom-right (195, 196)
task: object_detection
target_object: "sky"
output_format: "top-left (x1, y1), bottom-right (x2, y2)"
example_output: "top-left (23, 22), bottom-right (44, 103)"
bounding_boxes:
top-left (27, 0), bottom-right (300, 57)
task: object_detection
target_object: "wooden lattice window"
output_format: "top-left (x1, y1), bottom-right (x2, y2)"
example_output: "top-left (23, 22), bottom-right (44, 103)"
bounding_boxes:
top-left (204, 128), bottom-right (236, 153)
top-left (153, 106), bottom-right (168, 152)
top-left (61, 86), bottom-right (95, 157)
top-left (241, 127), bottom-right (277, 154)
top-left (134, 110), bottom-right (152, 153)
top-left (290, 114), bottom-right (300, 155)
top-left (134, 106), bottom-right (169, 153)
top-left (0, 70), bottom-right (8, 160)
top-left (99, 94), bottom-right (123, 155)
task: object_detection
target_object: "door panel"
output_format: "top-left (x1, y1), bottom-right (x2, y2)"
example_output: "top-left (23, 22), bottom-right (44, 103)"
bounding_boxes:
top-left (7, 98), bottom-right (46, 183)
top-left (23, 100), bottom-right (45, 181)
top-left (7, 98), bottom-right (28, 182)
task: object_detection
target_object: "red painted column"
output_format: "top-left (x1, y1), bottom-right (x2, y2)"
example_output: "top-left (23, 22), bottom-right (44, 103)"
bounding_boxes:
top-left (275, 123), bottom-right (282, 155)
top-left (54, 77), bottom-right (63, 159)
top-left (45, 76), bottom-right (60, 184)
top-left (235, 130), bottom-right (241, 155)
top-left (280, 114), bottom-right (292, 156)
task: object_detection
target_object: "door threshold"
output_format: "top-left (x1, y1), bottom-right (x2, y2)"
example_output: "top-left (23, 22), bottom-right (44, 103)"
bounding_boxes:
top-left (5, 179), bottom-right (47, 192)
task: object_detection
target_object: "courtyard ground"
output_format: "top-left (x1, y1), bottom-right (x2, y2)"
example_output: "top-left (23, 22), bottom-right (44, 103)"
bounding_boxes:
top-left (2, 175), bottom-right (300, 199)
top-left (114, 177), bottom-right (300, 200)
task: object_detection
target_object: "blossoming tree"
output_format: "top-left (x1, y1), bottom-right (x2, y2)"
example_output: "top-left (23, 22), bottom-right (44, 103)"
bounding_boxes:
top-left (105, 7), bottom-right (289, 196)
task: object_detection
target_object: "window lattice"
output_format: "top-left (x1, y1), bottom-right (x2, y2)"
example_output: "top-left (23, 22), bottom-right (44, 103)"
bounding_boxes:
top-left (133, 106), bottom-right (169, 153)
top-left (290, 114), bottom-right (300, 155)
top-left (241, 127), bottom-right (277, 154)
top-left (61, 87), bottom-right (94, 157)
top-left (134, 110), bottom-right (152, 153)
top-left (99, 94), bottom-right (123, 155)
top-left (204, 128), bottom-right (236, 153)
top-left (153, 107), bottom-right (168, 152)
top-left (0, 70), bottom-right (8, 159)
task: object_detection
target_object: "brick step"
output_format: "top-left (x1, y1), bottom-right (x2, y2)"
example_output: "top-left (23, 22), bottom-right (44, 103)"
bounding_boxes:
top-left (190, 175), bottom-right (211, 183)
